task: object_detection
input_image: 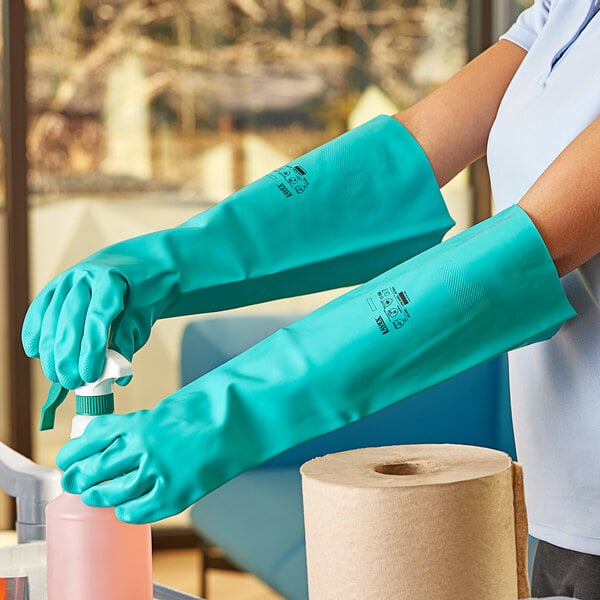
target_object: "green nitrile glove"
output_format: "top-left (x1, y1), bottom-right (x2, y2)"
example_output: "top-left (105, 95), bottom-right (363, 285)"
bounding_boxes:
top-left (56, 205), bottom-right (575, 524)
top-left (22, 116), bottom-right (453, 390)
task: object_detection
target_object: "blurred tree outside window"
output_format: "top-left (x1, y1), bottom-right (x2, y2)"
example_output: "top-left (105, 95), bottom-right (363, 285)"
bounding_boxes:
top-left (27, 0), bottom-right (468, 201)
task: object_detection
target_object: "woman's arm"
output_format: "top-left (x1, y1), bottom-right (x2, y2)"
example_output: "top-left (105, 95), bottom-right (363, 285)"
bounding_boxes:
top-left (397, 38), bottom-right (600, 276)
top-left (518, 115), bottom-right (600, 276)
top-left (396, 39), bottom-right (527, 187)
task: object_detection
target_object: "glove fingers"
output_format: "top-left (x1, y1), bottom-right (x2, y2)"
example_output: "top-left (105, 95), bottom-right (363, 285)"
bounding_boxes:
top-left (53, 282), bottom-right (92, 389)
top-left (81, 469), bottom-right (154, 510)
top-left (38, 280), bottom-right (76, 382)
top-left (22, 282), bottom-right (56, 358)
top-left (114, 483), bottom-right (165, 524)
top-left (110, 312), bottom-right (153, 386)
top-left (61, 436), bottom-right (140, 494)
top-left (110, 311), bottom-right (152, 364)
top-left (79, 276), bottom-right (127, 384)
top-left (110, 323), bottom-right (134, 385)
top-left (56, 416), bottom-right (120, 472)
top-left (28, 268), bottom-right (128, 387)
top-left (108, 319), bottom-right (135, 372)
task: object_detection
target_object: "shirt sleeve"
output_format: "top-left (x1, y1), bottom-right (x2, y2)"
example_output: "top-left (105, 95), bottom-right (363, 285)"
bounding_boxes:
top-left (500, 0), bottom-right (554, 51)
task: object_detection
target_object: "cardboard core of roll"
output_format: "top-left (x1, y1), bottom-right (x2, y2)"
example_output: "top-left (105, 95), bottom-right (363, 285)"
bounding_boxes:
top-left (374, 460), bottom-right (437, 476)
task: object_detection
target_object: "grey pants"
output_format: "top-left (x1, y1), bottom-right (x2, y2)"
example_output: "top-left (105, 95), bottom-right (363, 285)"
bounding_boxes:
top-left (532, 540), bottom-right (600, 599)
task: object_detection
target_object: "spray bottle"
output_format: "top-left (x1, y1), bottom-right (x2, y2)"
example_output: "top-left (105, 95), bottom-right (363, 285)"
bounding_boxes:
top-left (40, 350), bottom-right (153, 600)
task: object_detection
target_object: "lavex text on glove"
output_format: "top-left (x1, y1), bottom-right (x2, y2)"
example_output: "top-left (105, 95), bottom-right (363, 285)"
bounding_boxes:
top-left (40, 350), bottom-right (153, 600)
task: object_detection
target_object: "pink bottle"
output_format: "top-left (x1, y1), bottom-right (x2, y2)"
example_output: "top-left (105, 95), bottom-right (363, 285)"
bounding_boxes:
top-left (46, 492), bottom-right (152, 599)
top-left (40, 351), bottom-right (153, 600)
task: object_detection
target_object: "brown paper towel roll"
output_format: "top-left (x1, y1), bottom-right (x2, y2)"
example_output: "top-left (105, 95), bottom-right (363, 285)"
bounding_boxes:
top-left (301, 444), bottom-right (529, 600)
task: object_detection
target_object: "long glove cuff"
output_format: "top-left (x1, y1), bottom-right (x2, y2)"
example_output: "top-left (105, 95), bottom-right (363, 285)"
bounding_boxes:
top-left (162, 116), bottom-right (454, 316)
top-left (164, 205), bottom-right (574, 503)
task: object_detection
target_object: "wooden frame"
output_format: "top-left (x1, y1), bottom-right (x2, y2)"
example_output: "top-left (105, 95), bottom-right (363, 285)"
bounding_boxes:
top-left (3, 0), bottom-right (31, 460)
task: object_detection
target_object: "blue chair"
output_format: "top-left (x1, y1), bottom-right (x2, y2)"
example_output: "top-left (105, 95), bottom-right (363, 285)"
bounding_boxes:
top-left (182, 314), bottom-right (515, 600)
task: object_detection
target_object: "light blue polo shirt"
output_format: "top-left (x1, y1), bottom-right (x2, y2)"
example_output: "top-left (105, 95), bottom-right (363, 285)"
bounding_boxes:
top-left (487, 0), bottom-right (600, 555)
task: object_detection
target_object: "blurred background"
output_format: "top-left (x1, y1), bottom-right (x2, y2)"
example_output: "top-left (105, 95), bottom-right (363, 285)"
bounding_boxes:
top-left (0, 0), bottom-right (531, 596)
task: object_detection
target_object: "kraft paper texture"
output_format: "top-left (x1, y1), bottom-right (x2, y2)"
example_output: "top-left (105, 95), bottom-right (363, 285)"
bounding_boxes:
top-left (301, 444), bottom-right (530, 600)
